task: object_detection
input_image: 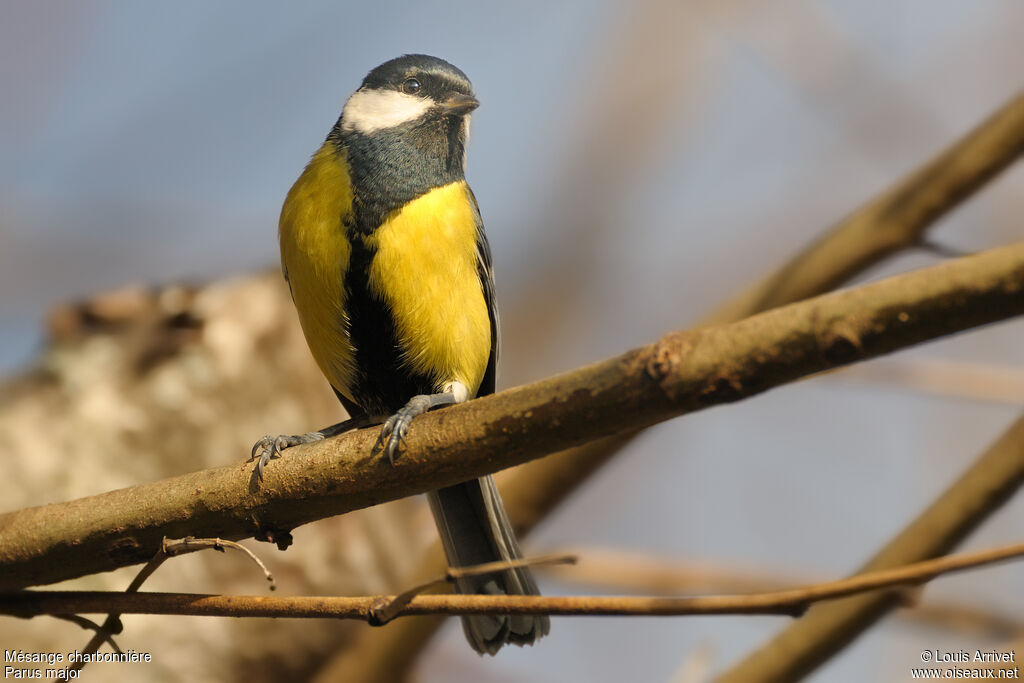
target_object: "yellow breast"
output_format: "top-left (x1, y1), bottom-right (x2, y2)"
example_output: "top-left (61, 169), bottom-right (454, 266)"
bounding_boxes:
top-left (278, 142), bottom-right (357, 400)
top-left (365, 181), bottom-right (491, 397)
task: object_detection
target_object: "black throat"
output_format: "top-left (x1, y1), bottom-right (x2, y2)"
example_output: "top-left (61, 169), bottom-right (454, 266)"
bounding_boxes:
top-left (333, 114), bottom-right (467, 234)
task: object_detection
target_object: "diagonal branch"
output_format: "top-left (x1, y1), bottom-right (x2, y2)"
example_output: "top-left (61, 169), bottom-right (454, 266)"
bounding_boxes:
top-left (716, 412), bottom-right (1024, 682)
top-left (1, 241), bottom-right (1022, 591)
top-left (705, 89), bottom-right (1024, 325)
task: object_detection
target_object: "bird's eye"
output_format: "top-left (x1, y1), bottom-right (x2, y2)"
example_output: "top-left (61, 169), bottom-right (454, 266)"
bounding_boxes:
top-left (402, 78), bottom-right (421, 95)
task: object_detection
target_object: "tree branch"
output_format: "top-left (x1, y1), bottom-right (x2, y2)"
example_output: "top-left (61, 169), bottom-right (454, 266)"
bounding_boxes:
top-left (4, 541), bottom-right (1024, 620)
top-left (541, 546), bottom-right (1024, 638)
top-left (705, 89), bottom-right (1024, 325)
top-left (1, 241), bottom-right (1022, 591)
top-left (716, 412), bottom-right (1024, 682)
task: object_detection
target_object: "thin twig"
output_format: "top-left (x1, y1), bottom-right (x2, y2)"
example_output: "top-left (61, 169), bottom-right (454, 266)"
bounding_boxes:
top-left (541, 546), bottom-right (1024, 638)
top-left (162, 537), bottom-right (276, 589)
top-left (65, 543), bottom-right (172, 674)
top-left (917, 239), bottom-right (974, 259)
top-left (66, 536), bottom-right (274, 674)
top-left (51, 615), bottom-right (123, 652)
top-left (368, 554), bottom-right (576, 625)
top-left (444, 553), bottom-right (577, 582)
top-left (3, 541), bottom-right (1023, 621)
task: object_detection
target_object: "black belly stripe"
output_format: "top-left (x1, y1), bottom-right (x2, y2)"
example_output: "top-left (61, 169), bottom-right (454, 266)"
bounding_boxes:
top-left (343, 232), bottom-right (437, 416)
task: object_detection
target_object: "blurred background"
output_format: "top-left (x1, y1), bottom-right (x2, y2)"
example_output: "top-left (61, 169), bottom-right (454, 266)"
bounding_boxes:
top-left (1, 1), bottom-right (1022, 681)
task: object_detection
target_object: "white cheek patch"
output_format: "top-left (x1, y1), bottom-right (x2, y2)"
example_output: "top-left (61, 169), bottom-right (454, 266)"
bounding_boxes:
top-left (341, 88), bottom-right (434, 134)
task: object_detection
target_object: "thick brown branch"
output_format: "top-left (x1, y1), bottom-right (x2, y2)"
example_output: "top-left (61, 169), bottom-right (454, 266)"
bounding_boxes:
top-left (1, 242), bottom-right (1022, 590)
top-left (4, 541), bottom-right (1023, 619)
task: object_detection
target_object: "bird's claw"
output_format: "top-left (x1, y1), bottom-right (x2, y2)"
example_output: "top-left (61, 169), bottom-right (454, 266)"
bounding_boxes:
top-left (372, 414), bottom-right (406, 464)
top-left (250, 432), bottom-right (325, 480)
top-left (372, 396), bottom-right (431, 464)
top-left (251, 435), bottom-right (275, 460)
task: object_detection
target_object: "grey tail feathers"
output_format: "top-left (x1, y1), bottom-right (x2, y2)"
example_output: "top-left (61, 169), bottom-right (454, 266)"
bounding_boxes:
top-left (427, 475), bottom-right (550, 655)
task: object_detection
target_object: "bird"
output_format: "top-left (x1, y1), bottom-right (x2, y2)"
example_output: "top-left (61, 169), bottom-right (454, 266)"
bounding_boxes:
top-left (251, 54), bottom-right (549, 655)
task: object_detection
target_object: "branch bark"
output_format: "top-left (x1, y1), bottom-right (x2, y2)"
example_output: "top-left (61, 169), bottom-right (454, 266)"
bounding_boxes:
top-left (716, 413), bottom-right (1024, 682)
top-left (1, 242), bottom-right (1023, 591)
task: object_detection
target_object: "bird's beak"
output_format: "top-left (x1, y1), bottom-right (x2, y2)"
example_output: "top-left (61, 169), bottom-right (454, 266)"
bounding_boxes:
top-left (440, 93), bottom-right (480, 115)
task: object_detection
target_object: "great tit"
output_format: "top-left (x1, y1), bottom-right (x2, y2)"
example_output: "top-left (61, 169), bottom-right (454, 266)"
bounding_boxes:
top-left (253, 54), bottom-right (549, 655)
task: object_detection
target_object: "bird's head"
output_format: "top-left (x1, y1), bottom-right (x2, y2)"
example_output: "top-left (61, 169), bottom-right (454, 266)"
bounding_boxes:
top-left (340, 54), bottom-right (479, 137)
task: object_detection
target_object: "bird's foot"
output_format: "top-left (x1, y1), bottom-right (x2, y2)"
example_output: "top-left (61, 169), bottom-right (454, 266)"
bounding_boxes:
top-left (373, 395), bottom-right (433, 464)
top-left (250, 416), bottom-right (372, 480)
top-left (250, 431), bottom-right (326, 480)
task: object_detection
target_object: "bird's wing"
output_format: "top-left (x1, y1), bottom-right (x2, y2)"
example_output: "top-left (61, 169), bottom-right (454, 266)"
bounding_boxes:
top-left (466, 186), bottom-right (498, 397)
